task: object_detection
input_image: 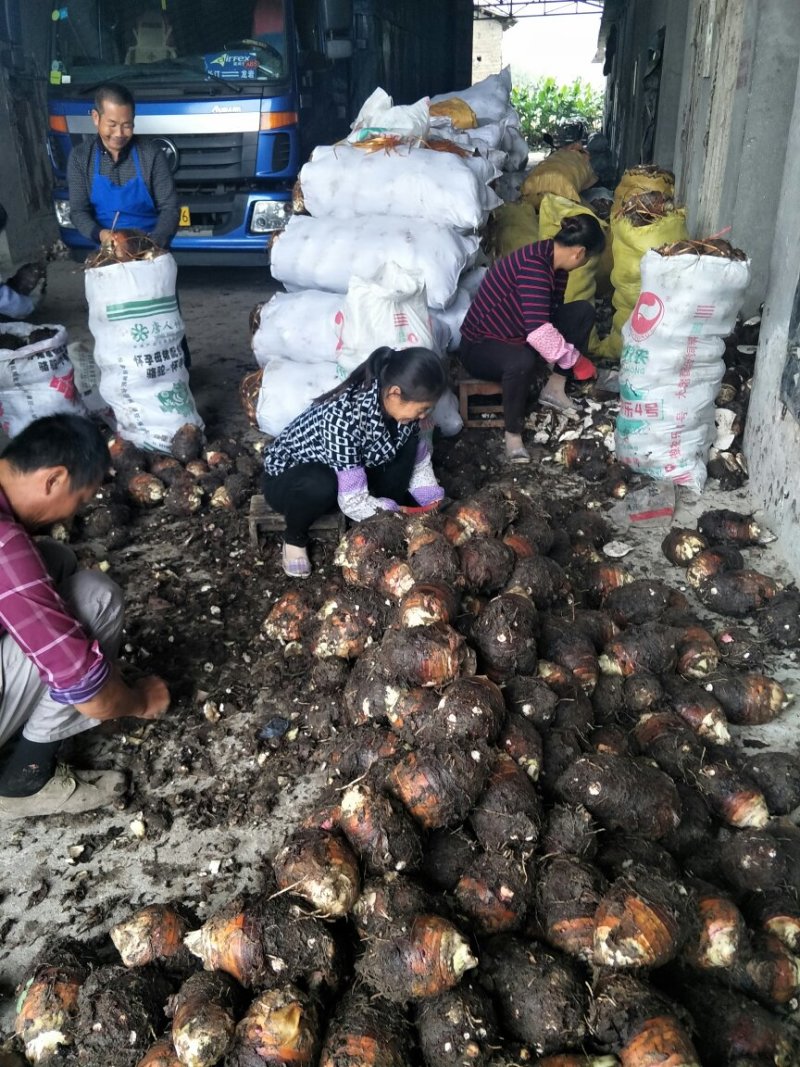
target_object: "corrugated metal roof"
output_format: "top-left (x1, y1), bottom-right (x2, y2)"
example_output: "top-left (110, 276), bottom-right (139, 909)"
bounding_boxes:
top-left (474, 0), bottom-right (604, 18)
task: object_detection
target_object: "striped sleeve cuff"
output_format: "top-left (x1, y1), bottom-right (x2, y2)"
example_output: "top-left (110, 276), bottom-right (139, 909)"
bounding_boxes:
top-left (49, 657), bottom-right (111, 706)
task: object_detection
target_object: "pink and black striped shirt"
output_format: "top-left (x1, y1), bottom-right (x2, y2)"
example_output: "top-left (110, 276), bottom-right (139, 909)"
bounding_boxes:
top-left (0, 489), bottom-right (109, 705)
top-left (461, 239), bottom-right (568, 345)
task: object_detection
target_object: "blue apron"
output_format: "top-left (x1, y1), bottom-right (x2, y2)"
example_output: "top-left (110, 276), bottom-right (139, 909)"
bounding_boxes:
top-left (91, 143), bottom-right (158, 234)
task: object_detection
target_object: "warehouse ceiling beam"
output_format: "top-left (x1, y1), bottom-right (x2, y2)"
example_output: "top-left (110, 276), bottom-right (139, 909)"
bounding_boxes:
top-left (474, 0), bottom-right (604, 18)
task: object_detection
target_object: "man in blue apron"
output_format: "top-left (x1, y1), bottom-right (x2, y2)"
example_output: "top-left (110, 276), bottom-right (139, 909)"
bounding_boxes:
top-left (67, 82), bottom-right (180, 252)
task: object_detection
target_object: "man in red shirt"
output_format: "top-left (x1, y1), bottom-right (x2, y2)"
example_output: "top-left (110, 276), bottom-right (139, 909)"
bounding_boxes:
top-left (0, 415), bottom-right (170, 819)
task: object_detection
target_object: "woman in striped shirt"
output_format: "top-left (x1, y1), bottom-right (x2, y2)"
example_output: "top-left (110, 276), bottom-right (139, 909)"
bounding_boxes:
top-left (460, 214), bottom-right (606, 463)
top-left (263, 346), bottom-right (447, 577)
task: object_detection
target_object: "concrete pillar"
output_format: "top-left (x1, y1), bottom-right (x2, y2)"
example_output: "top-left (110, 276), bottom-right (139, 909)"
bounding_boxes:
top-left (744, 66), bottom-right (800, 578)
top-left (652, 0), bottom-right (691, 169)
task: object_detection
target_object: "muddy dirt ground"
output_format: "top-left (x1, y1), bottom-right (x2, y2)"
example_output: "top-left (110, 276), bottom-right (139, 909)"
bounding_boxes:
top-left (0, 260), bottom-right (798, 1029)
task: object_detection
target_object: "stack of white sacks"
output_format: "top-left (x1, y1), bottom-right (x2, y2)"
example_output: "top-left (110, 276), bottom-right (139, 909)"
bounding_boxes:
top-left (253, 69), bottom-right (525, 437)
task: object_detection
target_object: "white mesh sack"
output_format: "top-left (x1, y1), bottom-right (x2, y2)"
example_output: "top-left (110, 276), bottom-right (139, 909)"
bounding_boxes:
top-left (270, 215), bottom-right (480, 311)
top-left (252, 290), bottom-right (343, 367)
top-left (256, 357), bottom-right (340, 438)
top-left (0, 323), bottom-right (87, 436)
top-left (430, 68), bottom-right (513, 124)
top-left (300, 143), bottom-right (500, 232)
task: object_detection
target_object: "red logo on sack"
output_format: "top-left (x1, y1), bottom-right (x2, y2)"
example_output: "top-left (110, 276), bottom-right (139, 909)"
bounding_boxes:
top-left (630, 292), bottom-right (665, 340)
top-left (50, 370), bottom-right (77, 401)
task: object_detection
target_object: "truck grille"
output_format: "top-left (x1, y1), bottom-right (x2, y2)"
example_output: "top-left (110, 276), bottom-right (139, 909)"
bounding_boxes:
top-left (165, 132), bottom-right (258, 182)
top-left (272, 133), bottom-right (291, 172)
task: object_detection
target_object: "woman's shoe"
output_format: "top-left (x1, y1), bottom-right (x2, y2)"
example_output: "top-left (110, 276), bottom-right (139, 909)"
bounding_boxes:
top-left (282, 543), bottom-right (312, 578)
top-left (505, 445), bottom-right (531, 465)
top-left (538, 395), bottom-right (580, 420)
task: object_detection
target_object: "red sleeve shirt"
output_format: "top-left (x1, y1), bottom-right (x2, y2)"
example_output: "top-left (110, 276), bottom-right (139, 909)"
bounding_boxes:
top-left (0, 490), bottom-right (110, 705)
top-left (460, 239), bottom-right (569, 345)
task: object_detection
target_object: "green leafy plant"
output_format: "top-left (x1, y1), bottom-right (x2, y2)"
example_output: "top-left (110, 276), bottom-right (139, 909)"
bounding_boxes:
top-left (511, 77), bottom-right (605, 148)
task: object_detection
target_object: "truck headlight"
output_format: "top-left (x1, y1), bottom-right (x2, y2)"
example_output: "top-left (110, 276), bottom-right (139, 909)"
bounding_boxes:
top-left (54, 199), bottom-right (74, 227)
top-left (250, 200), bottom-right (292, 233)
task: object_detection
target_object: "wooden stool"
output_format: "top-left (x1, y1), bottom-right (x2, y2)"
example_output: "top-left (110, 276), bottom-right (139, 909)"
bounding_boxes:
top-left (248, 494), bottom-right (347, 548)
top-left (458, 376), bottom-right (504, 429)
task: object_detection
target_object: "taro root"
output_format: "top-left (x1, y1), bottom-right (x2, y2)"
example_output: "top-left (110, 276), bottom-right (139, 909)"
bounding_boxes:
top-left (591, 675), bottom-right (627, 726)
top-left (416, 982), bottom-right (499, 1067)
top-left (380, 624), bottom-right (471, 688)
top-left (758, 588), bottom-right (800, 648)
top-left (503, 516), bottom-right (555, 559)
top-left (262, 589), bottom-right (314, 645)
top-left (147, 455), bottom-right (184, 484)
top-left (622, 672), bottom-right (662, 712)
top-left (75, 965), bottom-right (172, 1067)
top-left (273, 828), bottom-right (360, 917)
top-left (593, 869), bottom-right (693, 968)
top-left (564, 509), bottom-right (612, 547)
top-left (385, 686), bottom-right (439, 737)
top-left (505, 556), bottom-right (571, 607)
top-left (169, 972), bottom-right (238, 1067)
top-left (675, 623), bottom-right (719, 679)
top-left (184, 890), bottom-right (340, 991)
top-left (599, 624), bottom-right (677, 677)
top-left (633, 712), bottom-right (704, 779)
top-left (397, 581), bottom-right (459, 628)
top-left (335, 514), bottom-right (406, 586)
top-left (589, 725), bottom-right (630, 756)
top-left (503, 675), bottom-right (558, 728)
top-left (338, 779), bottom-right (423, 873)
top-left (536, 856), bottom-right (606, 961)
top-left (204, 448), bottom-right (234, 473)
top-left (542, 803), bottom-right (598, 861)
top-left (111, 904), bottom-right (190, 968)
top-left (605, 579), bottom-right (687, 627)
top-left (318, 989), bottom-right (409, 1067)
top-left (455, 853), bottom-right (534, 935)
top-left (127, 471), bottom-right (166, 507)
top-left (539, 728), bottom-right (584, 797)
top-left (720, 824), bottom-right (800, 895)
top-left (387, 741), bottom-right (491, 830)
top-left (661, 527), bottom-right (708, 565)
top-left (470, 593), bottom-right (538, 681)
top-left (428, 676), bottom-right (506, 744)
top-left (539, 618), bottom-right (599, 694)
top-left (228, 985), bottom-right (319, 1067)
top-left (478, 937), bottom-right (587, 1054)
top-left (342, 645), bottom-right (400, 727)
top-left (697, 569), bottom-right (781, 617)
top-left (408, 534), bottom-right (462, 586)
top-left (500, 712), bottom-right (543, 780)
top-left (679, 981), bottom-right (800, 1066)
top-left (376, 557), bottom-right (415, 601)
top-left (662, 675), bottom-right (730, 743)
top-left (731, 932), bottom-right (800, 1009)
top-left (739, 750), bottom-right (800, 815)
top-left (311, 592), bottom-right (384, 660)
top-left (459, 536), bottom-right (515, 594)
top-left (589, 973), bottom-right (699, 1066)
top-left (563, 608), bottom-right (621, 650)
top-left (661, 784), bottom-right (715, 859)
top-left (597, 835), bottom-right (678, 885)
top-left (714, 624), bottom-right (766, 669)
top-left (328, 725), bottom-right (401, 780)
top-left (697, 508), bottom-right (764, 546)
top-left (109, 435), bottom-right (146, 473)
top-left (442, 488), bottom-right (516, 545)
top-left (210, 473), bottom-right (250, 511)
top-left (704, 671), bottom-right (791, 724)
top-left (470, 754), bottom-right (544, 856)
top-left (310, 657), bottom-right (349, 695)
top-left (136, 1036), bottom-right (182, 1066)
top-left (682, 887), bottom-right (746, 970)
top-left (685, 545), bottom-right (744, 589)
top-left (554, 754), bottom-right (681, 840)
top-left (170, 424), bottom-right (204, 463)
top-left (582, 562), bottom-right (634, 602)
top-left (164, 478), bottom-right (204, 517)
top-left (534, 1058), bottom-right (618, 1067)
top-left (744, 888), bottom-right (800, 953)
top-left (185, 459), bottom-right (210, 478)
top-left (355, 914), bottom-right (477, 1003)
top-left (693, 759), bottom-right (769, 829)
top-left (422, 829), bottom-right (480, 892)
top-left (82, 502), bottom-right (132, 546)
top-left (14, 939), bottom-right (88, 1064)
top-left (352, 872), bottom-right (437, 941)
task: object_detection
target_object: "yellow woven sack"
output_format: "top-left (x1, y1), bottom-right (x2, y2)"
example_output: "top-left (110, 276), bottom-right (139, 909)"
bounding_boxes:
top-left (429, 97), bottom-right (478, 130)
top-left (612, 166), bottom-right (675, 216)
top-left (538, 194), bottom-right (608, 304)
top-left (520, 147), bottom-right (597, 210)
top-left (490, 201), bottom-right (539, 259)
top-left (590, 207), bottom-right (689, 360)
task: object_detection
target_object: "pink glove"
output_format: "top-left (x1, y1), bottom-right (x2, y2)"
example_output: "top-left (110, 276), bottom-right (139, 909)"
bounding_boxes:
top-left (527, 322), bottom-right (580, 370)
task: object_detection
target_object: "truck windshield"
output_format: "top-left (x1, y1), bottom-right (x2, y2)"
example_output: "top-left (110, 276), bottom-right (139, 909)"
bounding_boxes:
top-left (49, 0), bottom-right (289, 89)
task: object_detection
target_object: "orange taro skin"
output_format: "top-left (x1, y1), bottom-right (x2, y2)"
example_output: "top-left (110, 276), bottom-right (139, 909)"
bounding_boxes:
top-left (136, 1036), bottom-right (183, 1067)
top-left (619, 1015), bottom-right (700, 1067)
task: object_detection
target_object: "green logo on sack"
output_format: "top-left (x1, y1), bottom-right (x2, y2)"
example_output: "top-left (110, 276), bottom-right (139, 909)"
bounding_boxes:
top-left (157, 381), bottom-right (193, 415)
top-left (106, 296), bottom-right (178, 322)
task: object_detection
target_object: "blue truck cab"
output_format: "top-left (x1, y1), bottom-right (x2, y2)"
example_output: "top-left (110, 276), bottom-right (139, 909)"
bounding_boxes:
top-left (46, 0), bottom-right (353, 265)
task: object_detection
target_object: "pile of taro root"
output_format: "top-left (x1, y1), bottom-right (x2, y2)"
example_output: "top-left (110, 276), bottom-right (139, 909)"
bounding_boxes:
top-left (81, 425), bottom-right (259, 539)
top-left (12, 487), bottom-right (800, 1067)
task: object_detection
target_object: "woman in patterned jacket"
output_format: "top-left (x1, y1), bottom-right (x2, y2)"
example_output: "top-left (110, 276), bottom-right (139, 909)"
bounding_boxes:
top-left (262, 346), bottom-right (447, 577)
